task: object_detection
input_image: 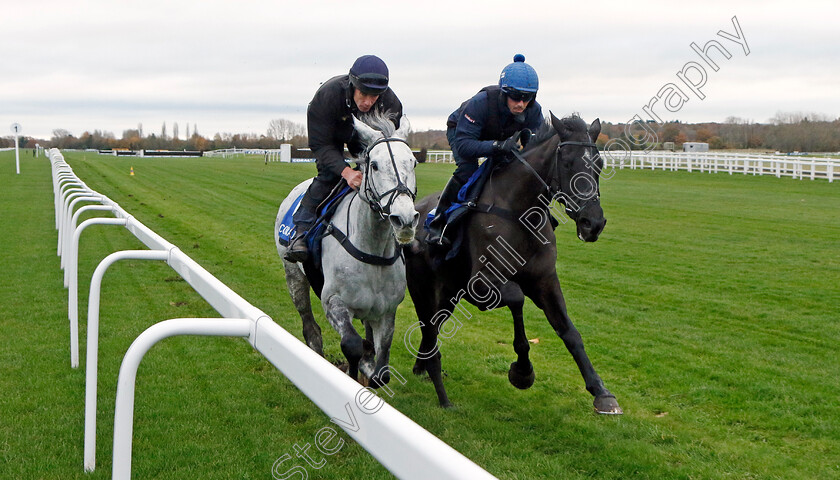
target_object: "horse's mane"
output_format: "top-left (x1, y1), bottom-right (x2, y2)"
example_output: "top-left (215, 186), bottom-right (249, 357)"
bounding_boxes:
top-left (358, 110), bottom-right (399, 138)
top-left (528, 120), bottom-right (557, 148)
top-left (525, 113), bottom-right (587, 150)
top-left (555, 113), bottom-right (588, 134)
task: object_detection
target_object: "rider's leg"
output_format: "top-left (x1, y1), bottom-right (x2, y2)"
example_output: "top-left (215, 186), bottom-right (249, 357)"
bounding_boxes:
top-left (425, 144), bottom-right (476, 245)
top-left (425, 176), bottom-right (464, 245)
top-left (284, 174), bottom-right (336, 262)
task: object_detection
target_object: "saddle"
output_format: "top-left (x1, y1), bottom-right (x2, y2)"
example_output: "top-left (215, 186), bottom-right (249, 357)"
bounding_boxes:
top-left (277, 181), bottom-right (353, 297)
top-left (423, 153), bottom-right (558, 267)
top-left (423, 157), bottom-right (502, 264)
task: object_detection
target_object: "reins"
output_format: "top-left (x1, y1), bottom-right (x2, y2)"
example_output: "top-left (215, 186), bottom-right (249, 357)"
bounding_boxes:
top-left (469, 138), bottom-right (601, 223)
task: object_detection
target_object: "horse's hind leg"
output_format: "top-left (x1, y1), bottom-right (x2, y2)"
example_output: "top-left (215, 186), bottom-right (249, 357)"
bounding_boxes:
top-left (419, 320), bottom-right (451, 408)
top-left (537, 280), bottom-right (622, 414)
top-left (325, 295), bottom-right (373, 382)
top-left (283, 260), bottom-right (323, 356)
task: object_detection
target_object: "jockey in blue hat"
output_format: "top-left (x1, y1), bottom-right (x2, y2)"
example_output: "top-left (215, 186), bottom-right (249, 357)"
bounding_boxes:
top-left (426, 54), bottom-right (544, 246)
top-left (284, 55), bottom-right (403, 263)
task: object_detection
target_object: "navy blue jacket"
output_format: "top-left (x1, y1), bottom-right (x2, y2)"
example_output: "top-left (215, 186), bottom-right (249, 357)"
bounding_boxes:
top-left (447, 85), bottom-right (543, 161)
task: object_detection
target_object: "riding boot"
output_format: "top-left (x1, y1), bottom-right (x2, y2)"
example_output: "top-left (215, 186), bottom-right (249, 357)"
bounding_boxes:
top-left (284, 227), bottom-right (311, 263)
top-left (284, 203), bottom-right (318, 263)
top-left (425, 177), bottom-right (463, 246)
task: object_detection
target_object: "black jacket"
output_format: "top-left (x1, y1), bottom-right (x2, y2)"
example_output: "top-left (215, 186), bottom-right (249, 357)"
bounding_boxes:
top-left (307, 74), bottom-right (403, 177)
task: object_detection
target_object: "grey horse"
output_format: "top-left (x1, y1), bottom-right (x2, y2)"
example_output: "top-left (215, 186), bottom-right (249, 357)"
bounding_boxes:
top-left (275, 113), bottom-right (418, 388)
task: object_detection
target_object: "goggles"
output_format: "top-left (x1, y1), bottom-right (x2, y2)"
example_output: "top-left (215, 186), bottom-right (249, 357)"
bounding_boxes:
top-left (504, 89), bottom-right (535, 103)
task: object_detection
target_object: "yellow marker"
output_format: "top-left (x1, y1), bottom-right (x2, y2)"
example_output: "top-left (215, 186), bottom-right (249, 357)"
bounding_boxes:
top-left (130, 166), bottom-right (135, 176)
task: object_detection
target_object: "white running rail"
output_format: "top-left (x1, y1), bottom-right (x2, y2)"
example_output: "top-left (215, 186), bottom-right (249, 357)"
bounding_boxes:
top-left (49, 149), bottom-right (496, 480)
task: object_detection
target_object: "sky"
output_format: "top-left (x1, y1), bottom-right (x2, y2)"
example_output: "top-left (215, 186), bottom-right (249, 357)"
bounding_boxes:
top-left (3, 0), bottom-right (839, 141)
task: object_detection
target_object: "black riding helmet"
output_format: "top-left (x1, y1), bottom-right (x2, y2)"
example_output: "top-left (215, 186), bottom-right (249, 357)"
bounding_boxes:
top-left (349, 55), bottom-right (389, 95)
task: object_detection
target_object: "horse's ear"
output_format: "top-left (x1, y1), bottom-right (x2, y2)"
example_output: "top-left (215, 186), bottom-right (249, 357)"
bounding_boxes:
top-left (394, 115), bottom-right (411, 139)
top-left (588, 118), bottom-right (601, 141)
top-left (549, 111), bottom-right (568, 138)
top-left (353, 115), bottom-right (380, 145)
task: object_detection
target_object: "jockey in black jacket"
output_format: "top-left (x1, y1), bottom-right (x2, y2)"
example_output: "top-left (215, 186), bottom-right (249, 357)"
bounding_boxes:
top-left (426, 54), bottom-right (544, 246)
top-left (284, 55), bottom-right (403, 263)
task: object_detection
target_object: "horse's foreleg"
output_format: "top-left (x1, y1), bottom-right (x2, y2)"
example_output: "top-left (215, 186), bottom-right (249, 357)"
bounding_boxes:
top-left (366, 315), bottom-right (395, 389)
top-left (284, 261), bottom-right (323, 356)
top-left (506, 284), bottom-right (536, 390)
top-left (324, 295), bottom-right (371, 382)
top-left (538, 282), bottom-right (622, 414)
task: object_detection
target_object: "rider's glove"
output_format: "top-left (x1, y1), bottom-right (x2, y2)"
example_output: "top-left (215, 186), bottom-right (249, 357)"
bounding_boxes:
top-left (493, 131), bottom-right (522, 153)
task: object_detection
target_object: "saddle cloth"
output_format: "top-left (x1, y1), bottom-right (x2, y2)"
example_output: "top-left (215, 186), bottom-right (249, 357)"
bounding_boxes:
top-left (424, 157), bottom-right (500, 261)
top-left (278, 182), bottom-right (353, 297)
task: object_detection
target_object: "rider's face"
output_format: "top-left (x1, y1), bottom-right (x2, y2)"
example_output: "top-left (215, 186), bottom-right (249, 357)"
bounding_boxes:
top-left (506, 96), bottom-right (530, 115)
top-left (353, 89), bottom-right (380, 112)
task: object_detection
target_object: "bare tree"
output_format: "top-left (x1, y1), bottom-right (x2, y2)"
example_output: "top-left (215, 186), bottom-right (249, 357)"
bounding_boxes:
top-left (267, 118), bottom-right (306, 140)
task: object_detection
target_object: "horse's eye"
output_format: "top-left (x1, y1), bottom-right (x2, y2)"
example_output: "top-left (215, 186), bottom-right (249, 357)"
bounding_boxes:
top-left (370, 161), bottom-right (379, 171)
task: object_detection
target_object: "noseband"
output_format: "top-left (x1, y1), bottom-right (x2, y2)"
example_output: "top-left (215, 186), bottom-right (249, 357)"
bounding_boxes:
top-left (361, 136), bottom-right (417, 219)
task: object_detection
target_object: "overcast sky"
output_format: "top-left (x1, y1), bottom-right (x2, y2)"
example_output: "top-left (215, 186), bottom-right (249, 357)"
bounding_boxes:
top-left (4, 0), bottom-right (839, 140)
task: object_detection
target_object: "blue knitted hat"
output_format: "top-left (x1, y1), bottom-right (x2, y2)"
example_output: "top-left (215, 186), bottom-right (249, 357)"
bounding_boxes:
top-left (499, 54), bottom-right (539, 93)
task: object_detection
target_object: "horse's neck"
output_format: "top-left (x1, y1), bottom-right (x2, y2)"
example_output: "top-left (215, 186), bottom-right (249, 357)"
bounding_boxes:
top-left (342, 194), bottom-right (395, 254)
top-left (483, 139), bottom-right (557, 210)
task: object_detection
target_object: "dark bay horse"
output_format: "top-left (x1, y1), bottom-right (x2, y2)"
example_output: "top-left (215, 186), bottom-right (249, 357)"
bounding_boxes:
top-left (404, 113), bottom-right (622, 414)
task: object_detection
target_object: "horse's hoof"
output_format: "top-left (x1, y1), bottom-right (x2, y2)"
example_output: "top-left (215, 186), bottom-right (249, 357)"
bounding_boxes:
top-left (368, 369), bottom-right (391, 389)
top-left (508, 361), bottom-right (535, 390)
top-left (594, 394), bottom-right (623, 415)
top-left (440, 401), bottom-right (454, 409)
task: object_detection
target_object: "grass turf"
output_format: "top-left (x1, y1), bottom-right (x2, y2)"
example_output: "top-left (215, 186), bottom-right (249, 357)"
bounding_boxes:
top-left (1, 149), bottom-right (838, 479)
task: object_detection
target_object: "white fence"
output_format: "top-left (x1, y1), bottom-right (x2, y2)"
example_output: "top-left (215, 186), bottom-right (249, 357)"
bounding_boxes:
top-left (50, 149), bottom-right (496, 480)
top-left (425, 150), bottom-right (454, 163)
top-left (602, 150), bottom-right (838, 182)
top-left (421, 148), bottom-right (838, 181)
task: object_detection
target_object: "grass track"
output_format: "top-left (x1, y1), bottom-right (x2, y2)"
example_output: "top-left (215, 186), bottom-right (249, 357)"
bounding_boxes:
top-left (1, 150), bottom-right (838, 479)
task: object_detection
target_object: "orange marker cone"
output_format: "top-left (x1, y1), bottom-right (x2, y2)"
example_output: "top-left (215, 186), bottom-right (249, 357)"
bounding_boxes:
top-left (130, 166), bottom-right (135, 176)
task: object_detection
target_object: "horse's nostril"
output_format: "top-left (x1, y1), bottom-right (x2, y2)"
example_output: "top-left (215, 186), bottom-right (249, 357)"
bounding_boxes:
top-left (389, 215), bottom-right (407, 229)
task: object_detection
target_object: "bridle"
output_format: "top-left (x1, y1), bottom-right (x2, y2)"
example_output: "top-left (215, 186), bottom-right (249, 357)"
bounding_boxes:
top-left (323, 135), bottom-right (416, 266)
top-left (360, 136), bottom-right (417, 219)
top-left (512, 138), bottom-right (602, 218)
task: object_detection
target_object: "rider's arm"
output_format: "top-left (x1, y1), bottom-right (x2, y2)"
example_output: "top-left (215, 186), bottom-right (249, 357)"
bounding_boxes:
top-left (307, 86), bottom-right (351, 178)
top-left (452, 94), bottom-right (496, 159)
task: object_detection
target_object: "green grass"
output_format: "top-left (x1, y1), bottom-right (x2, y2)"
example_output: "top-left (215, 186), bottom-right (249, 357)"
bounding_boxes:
top-left (1, 150), bottom-right (838, 479)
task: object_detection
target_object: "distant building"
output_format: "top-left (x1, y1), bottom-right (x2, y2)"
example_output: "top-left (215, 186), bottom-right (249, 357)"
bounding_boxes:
top-left (683, 142), bottom-right (709, 152)
top-left (663, 142), bottom-right (675, 151)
